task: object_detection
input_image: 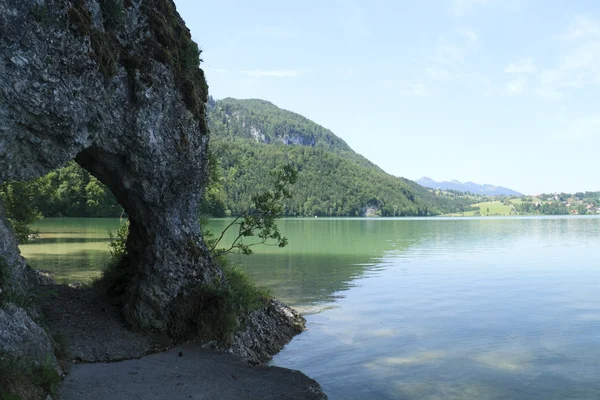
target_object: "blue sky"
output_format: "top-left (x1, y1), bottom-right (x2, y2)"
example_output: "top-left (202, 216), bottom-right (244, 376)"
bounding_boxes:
top-left (174, 0), bottom-right (600, 195)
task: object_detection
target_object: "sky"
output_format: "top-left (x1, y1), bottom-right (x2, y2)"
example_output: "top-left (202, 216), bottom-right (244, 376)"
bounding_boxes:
top-left (174, 0), bottom-right (600, 195)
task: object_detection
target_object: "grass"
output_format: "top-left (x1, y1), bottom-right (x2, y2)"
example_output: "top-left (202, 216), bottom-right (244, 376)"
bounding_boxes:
top-left (0, 353), bottom-right (61, 400)
top-left (167, 261), bottom-right (271, 343)
top-left (0, 263), bottom-right (66, 398)
top-left (444, 201), bottom-right (515, 217)
top-left (509, 198), bottom-right (526, 205)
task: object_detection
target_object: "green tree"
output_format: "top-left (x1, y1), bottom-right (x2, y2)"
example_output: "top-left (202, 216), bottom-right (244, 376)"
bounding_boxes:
top-left (200, 148), bottom-right (228, 217)
top-left (0, 181), bottom-right (42, 243)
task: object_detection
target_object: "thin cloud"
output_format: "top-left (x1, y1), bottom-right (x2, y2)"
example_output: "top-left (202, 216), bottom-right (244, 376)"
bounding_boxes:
top-left (564, 15), bottom-right (600, 40)
top-left (382, 80), bottom-right (429, 97)
top-left (505, 77), bottom-right (526, 95)
top-left (241, 69), bottom-right (303, 78)
top-left (535, 41), bottom-right (600, 99)
top-left (531, 17), bottom-right (600, 100)
top-left (464, 29), bottom-right (478, 42)
top-left (451, 0), bottom-right (489, 17)
top-left (504, 58), bottom-right (537, 74)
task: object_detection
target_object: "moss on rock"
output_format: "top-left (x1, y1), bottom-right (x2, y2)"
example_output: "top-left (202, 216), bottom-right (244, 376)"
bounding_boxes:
top-left (66, 0), bottom-right (208, 132)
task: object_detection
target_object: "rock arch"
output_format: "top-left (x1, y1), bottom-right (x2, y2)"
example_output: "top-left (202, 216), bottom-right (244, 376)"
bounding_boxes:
top-left (0, 0), bottom-right (219, 333)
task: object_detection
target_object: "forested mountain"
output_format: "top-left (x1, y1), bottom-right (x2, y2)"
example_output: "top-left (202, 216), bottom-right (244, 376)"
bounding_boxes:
top-left (417, 177), bottom-right (523, 197)
top-left (208, 98), bottom-right (354, 153)
top-left (2, 98), bottom-right (477, 220)
top-left (205, 98), bottom-right (475, 217)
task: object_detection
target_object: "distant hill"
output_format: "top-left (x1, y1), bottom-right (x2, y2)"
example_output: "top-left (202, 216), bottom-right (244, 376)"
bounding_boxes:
top-left (205, 98), bottom-right (475, 217)
top-left (416, 177), bottom-right (523, 197)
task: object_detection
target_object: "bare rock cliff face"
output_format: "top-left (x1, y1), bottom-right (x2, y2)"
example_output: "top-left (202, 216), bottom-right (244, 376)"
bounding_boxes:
top-left (0, 0), bottom-right (219, 330)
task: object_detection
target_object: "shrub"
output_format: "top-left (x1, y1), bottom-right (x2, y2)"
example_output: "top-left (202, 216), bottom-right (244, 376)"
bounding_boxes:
top-left (94, 220), bottom-right (131, 298)
top-left (0, 182), bottom-right (42, 244)
top-left (0, 353), bottom-right (60, 400)
top-left (168, 258), bottom-right (270, 342)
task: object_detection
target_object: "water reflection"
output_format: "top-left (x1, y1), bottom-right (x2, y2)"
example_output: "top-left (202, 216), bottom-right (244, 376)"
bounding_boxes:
top-left (20, 218), bottom-right (121, 283)
top-left (18, 216), bottom-right (600, 399)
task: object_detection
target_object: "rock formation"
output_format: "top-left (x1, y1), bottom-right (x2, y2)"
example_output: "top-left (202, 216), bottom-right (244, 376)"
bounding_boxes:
top-left (1, 0), bottom-right (216, 328)
top-left (0, 0), bottom-right (304, 381)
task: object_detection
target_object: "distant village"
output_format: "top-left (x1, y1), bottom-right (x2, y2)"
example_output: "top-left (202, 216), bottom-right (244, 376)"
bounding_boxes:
top-left (515, 192), bottom-right (600, 215)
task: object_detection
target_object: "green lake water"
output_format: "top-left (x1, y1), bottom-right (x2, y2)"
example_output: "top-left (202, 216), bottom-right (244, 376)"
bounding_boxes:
top-left (19, 216), bottom-right (600, 399)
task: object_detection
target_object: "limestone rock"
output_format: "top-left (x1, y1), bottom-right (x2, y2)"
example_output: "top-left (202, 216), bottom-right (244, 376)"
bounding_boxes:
top-left (0, 200), bottom-right (30, 299)
top-left (230, 299), bottom-right (306, 364)
top-left (0, 303), bottom-right (57, 368)
top-left (0, 0), bottom-right (216, 331)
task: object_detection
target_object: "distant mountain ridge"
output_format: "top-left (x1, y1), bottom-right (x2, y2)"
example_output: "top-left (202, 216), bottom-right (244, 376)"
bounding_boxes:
top-left (417, 177), bottom-right (523, 197)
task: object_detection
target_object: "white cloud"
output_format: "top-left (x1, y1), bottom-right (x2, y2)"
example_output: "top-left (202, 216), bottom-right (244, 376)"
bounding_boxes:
top-left (505, 77), bottom-right (526, 95)
top-left (531, 18), bottom-right (600, 100)
top-left (535, 41), bottom-right (600, 99)
top-left (504, 58), bottom-right (537, 74)
top-left (241, 69), bottom-right (302, 78)
top-left (565, 15), bottom-right (600, 40)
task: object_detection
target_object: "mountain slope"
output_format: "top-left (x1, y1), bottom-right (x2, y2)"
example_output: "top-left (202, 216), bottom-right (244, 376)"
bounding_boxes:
top-left (206, 98), bottom-right (471, 217)
top-left (416, 177), bottom-right (523, 197)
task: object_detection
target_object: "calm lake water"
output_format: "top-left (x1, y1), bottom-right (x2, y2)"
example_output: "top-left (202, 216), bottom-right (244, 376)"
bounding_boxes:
top-left (20, 216), bottom-right (600, 399)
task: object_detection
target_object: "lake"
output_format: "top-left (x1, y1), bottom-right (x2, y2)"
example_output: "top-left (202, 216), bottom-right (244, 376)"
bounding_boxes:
top-left (20, 216), bottom-right (600, 399)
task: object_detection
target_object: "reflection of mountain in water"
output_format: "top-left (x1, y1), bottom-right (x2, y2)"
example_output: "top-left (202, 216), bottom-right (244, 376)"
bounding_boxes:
top-left (21, 217), bottom-right (600, 309)
top-left (213, 217), bottom-right (600, 308)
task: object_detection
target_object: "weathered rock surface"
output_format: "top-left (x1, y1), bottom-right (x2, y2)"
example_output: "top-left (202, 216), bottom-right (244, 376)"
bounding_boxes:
top-left (0, 303), bottom-right (57, 368)
top-left (230, 299), bottom-right (306, 364)
top-left (0, 0), bottom-right (216, 333)
top-left (0, 200), bottom-right (30, 299)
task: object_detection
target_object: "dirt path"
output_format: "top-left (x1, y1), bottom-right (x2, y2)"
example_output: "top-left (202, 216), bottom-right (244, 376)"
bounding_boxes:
top-left (41, 284), bottom-right (326, 399)
top-left (42, 284), bottom-right (171, 363)
top-left (59, 344), bottom-right (325, 400)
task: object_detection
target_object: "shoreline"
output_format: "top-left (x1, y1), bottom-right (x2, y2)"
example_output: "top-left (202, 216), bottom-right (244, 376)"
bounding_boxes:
top-left (40, 283), bottom-right (327, 399)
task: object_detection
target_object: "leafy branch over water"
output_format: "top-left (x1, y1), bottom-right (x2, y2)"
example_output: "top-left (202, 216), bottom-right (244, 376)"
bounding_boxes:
top-left (206, 164), bottom-right (298, 256)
